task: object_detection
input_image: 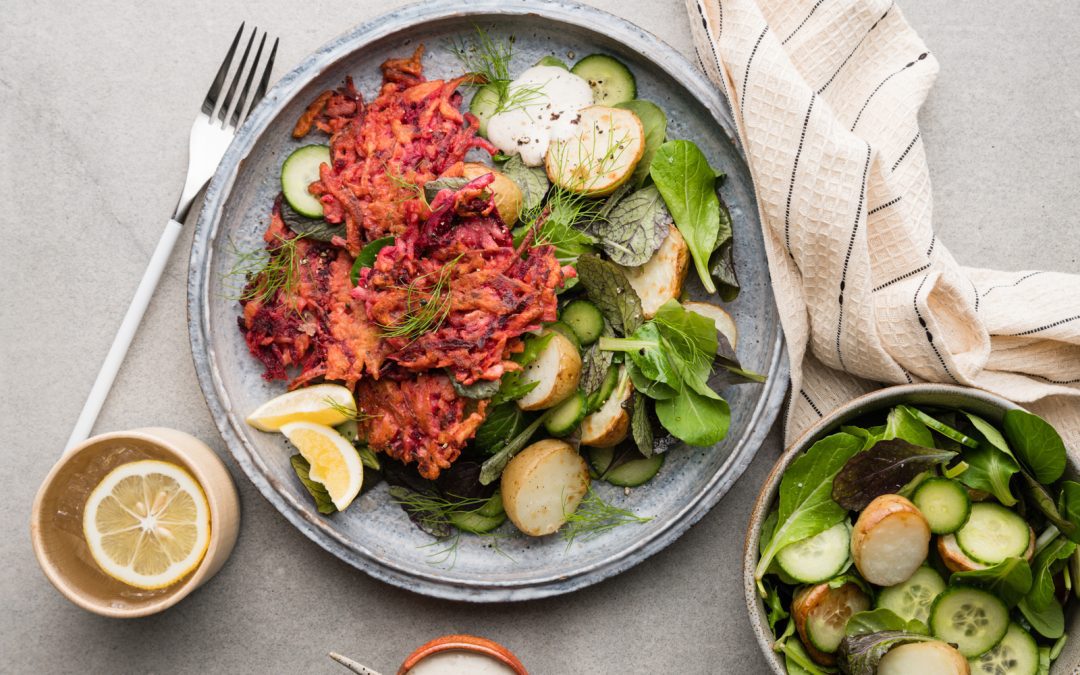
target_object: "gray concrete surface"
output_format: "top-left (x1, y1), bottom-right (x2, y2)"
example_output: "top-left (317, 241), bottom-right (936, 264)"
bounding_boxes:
top-left (2, 1), bottom-right (1077, 673)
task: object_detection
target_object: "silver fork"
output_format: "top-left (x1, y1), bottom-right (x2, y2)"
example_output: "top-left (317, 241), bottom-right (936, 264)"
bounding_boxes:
top-left (65, 24), bottom-right (279, 452)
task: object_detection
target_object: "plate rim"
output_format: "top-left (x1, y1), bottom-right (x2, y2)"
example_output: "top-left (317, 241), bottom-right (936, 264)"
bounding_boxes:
top-left (187, 0), bottom-right (789, 602)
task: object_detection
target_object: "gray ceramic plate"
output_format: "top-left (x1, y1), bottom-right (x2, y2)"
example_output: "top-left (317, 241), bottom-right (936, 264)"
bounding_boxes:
top-left (744, 384), bottom-right (1079, 672)
top-left (188, 0), bottom-right (787, 601)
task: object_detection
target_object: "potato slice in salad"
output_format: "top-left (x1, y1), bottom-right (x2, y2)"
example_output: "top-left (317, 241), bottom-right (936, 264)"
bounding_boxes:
top-left (619, 227), bottom-right (690, 318)
top-left (502, 439), bottom-right (590, 536)
top-left (545, 105), bottom-right (645, 196)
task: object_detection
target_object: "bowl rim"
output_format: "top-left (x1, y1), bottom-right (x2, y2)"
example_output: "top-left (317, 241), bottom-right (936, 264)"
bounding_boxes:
top-left (30, 428), bottom-right (237, 618)
top-left (397, 634), bottom-right (528, 674)
top-left (186, 0), bottom-right (789, 601)
top-left (741, 384), bottom-right (1033, 674)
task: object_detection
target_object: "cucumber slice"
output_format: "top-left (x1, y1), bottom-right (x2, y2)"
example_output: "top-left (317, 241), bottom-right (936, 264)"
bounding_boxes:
top-left (561, 300), bottom-right (604, 346)
top-left (448, 508), bottom-right (506, 534)
top-left (545, 321), bottom-right (582, 351)
top-left (534, 55), bottom-right (568, 69)
top-left (469, 83), bottom-right (501, 136)
top-left (930, 586), bottom-right (1010, 657)
top-left (586, 365), bottom-right (620, 413)
top-left (477, 491), bottom-right (504, 518)
top-left (967, 623), bottom-right (1039, 675)
top-left (543, 390), bottom-right (587, 437)
top-left (913, 478), bottom-right (972, 534)
top-left (281, 145), bottom-right (330, 217)
top-left (804, 582), bottom-right (872, 654)
top-left (586, 446), bottom-right (663, 487)
top-left (570, 54), bottom-right (637, 105)
top-left (776, 521), bottom-right (852, 584)
top-left (956, 503), bottom-right (1031, 565)
top-left (604, 451), bottom-right (663, 487)
top-left (877, 566), bottom-right (947, 624)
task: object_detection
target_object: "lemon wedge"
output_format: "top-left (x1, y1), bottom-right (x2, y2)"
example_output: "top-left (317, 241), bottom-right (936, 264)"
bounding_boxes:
top-left (245, 383), bottom-right (356, 431)
top-left (280, 422), bottom-right (363, 511)
top-left (82, 460), bottom-right (211, 590)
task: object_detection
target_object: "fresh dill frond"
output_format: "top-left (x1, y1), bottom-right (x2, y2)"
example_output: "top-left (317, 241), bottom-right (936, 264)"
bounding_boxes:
top-left (561, 488), bottom-right (651, 548)
top-left (378, 254), bottom-right (463, 341)
top-left (224, 233), bottom-right (305, 304)
top-left (322, 396), bottom-right (378, 424)
top-left (448, 26), bottom-right (546, 116)
top-left (382, 163), bottom-right (426, 204)
top-left (390, 489), bottom-right (513, 568)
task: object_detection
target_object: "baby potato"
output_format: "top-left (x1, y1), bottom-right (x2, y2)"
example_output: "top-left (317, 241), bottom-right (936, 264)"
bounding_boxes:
top-left (501, 439), bottom-right (591, 536)
top-left (580, 366), bottom-right (632, 447)
top-left (851, 494), bottom-right (931, 587)
top-left (619, 227), bottom-right (690, 318)
top-left (462, 162), bottom-right (525, 225)
top-left (878, 641), bottom-right (970, 675)
top-left (517, 332), bottom-right (582, 411)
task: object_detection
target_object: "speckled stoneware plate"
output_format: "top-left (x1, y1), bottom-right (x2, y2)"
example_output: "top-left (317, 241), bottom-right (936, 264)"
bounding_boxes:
top-left (744, 384), bottom-right (1079, 673)
top-left (189, 0), bottom-right (787, 601)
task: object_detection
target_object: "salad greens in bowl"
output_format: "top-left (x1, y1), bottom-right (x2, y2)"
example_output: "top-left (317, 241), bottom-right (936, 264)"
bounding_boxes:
top-left (744, 384), bottom-right (1079, 674)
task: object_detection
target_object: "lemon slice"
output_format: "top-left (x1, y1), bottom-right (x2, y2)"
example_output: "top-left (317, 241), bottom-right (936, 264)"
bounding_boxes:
top-left (246, 383), bottom-right (356, 431)
top-left (82, 460), bottom-right (211, 590)
top-left (280, 422), bottom-right (364, 511)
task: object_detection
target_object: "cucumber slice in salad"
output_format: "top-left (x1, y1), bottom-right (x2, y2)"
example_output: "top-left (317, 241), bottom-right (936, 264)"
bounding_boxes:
top-left (912, 477), bottom-right (971, 534)
top-left (281, 145), bottom-right (330, 217)
top-left (469, 83), bottom-right (501, 136)
top-left (570, 54), bottom-right (636, 105)
top-left (877, 566), bottom-right (946, 624)
top-left (448, 508), bottom-right (506, 534)
top-left (561, 300), bottom-right (604, 346)
top-left (543, 390), bottom-right (587, 437)
top-left (586, 446), bottom-right (663, 487)
top-left (545, 321), bottom-right (582, 351)
top-left (929, 586), bottom-right (1010, 657)
top-left (776, 521), bottom-right (851, 584)
top-left (967, 623), bottom-right (1039, 674)
top-left (586, 364), bottom-right (620, 414)
top-left (955, 503), bottom-right (1031, 565)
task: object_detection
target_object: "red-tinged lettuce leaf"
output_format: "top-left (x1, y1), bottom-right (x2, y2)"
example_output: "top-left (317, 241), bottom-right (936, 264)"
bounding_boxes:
top-left (831, 439), bottom-right (957, 511)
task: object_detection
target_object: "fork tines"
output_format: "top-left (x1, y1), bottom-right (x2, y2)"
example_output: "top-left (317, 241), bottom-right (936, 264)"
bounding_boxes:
top-left (201, 23), bottom-right (279, 129)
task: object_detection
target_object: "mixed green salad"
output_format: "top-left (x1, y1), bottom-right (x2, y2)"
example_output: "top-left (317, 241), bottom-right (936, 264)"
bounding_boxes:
top-left (757, 404), bottom-right (1077, 674)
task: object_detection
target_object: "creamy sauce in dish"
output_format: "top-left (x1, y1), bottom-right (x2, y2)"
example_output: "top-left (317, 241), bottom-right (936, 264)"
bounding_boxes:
top-left (485, 65), bottom-right (593, 166)
top-left (407, 650), bottom-right (517, 675)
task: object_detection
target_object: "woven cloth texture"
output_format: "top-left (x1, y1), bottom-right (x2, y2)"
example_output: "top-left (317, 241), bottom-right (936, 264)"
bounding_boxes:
top-left (685, 0), bottom-right (1080, 447)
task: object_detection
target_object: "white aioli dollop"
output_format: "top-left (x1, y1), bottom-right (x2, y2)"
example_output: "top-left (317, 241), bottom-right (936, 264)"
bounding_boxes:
top-left (485, 65), bottom-right (594, 166)
top-left (407, 650), bottom-right (517, 675)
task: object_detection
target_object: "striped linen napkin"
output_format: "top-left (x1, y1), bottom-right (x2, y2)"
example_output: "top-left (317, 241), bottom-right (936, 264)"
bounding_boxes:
top-left (684, 0), bottom-right (1080, 447)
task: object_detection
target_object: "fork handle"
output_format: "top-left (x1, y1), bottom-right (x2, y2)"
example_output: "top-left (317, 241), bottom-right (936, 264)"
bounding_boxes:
top-left (65, 219), bottom-right (185, 453)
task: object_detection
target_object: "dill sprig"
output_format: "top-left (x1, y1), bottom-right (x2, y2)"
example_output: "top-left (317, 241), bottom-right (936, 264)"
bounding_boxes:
top-left (224, 233), bottom-right (305, 304)
top-left (322, 396), bottom-right (379, 424)
top-left (390, 489), bottom-right (513, 568)
top-left (561, 488), bottom-right (651, 548)
top-left (378, 254), bottom-right (463, 341)
top-left (382, 163), bottom-right (426, 204)
top-left (448, 27), bottom-right (545, 116)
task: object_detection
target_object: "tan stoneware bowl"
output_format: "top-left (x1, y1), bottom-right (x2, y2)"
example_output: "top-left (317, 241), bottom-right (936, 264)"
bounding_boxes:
top-left (31, 427), bottom-right (240, 618)
top-left (744, 384), bottom-right (1079, 673)
top-left (398, 634), bottom-right (528, 674)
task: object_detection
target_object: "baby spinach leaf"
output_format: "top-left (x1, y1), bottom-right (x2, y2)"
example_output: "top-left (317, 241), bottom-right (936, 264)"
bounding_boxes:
top-left (489, 333), bottom-right (553, 405)
top-left (957, 442), bottom-right (1020, 506)
top-left (1026, 536), bottom-right (1076, 611)
top-left (650, 140), bottom-right (722, 294)
top-left (780, 640), bottom-right (828, 675)
top-left (1058, 481), bottom-right (1080, 531)
top-left (614, 99), bottom-right (667, 187)
top-left (1003, 409), bottom-right (1067, 484)
top-left (350, 236), bottom-right (395, 284)
top-left (630, 394), bottom-right (656, 458)
top-left (591, 185), bottom-right (671, 266)
top-left (952, 557), bottom-right (1033, 607)
top-left (708, 236), bottom-right (740, 302)
top-left (290, 454), bottom-right (338, 515)
top-left (479, 408), bottom-right (556, 485)
top-left (423, 176), bottom-right (470, 203)
top-left (845, 609), bottom-right (929, 637)
top-left (837, 631), bottom-right (937, 675)
top-left (761, 578), bottom-right (790, 634)
top-left (842, 425), bottom-right (885, 452)
top-left (627, 360), bottom-right (677, 400)
top-left (654, 383), bottom-right (729, 446)
top-left (963, 412), bottom-right (1013, 456)
top-left (831, 439), bottom-right (957, 511)
top-left (280, 199), bottom-right (346, 242)
top-left (883, 405), bottom-right (934, 448)
top-left (1022, 473), bottom-right (1080, 542)
top-left (1019, 595), bottom-right (1065, 639)
top-left (473, 403), bottom-right (528, 455)
top-left (575, 254), bottom-right (645, 335)
top-left (754, 432), bottom-right (862, 593)
top-left (501, 154), bottom-right (550, 212)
